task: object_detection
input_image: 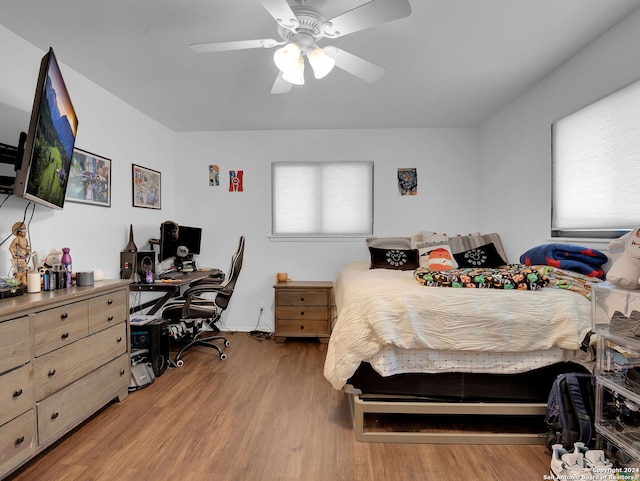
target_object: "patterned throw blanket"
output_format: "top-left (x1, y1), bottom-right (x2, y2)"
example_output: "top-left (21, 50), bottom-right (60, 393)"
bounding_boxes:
top-left (519, 243), bottom-right (608, 279)
top-left (414, 264), bottom-right (549, 290)
top-left (414, 264), bottom-right (602, 299)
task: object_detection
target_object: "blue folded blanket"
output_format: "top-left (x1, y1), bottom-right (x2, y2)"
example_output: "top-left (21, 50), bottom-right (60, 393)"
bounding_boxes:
top-left (519, 243), bottom-right (607, 279)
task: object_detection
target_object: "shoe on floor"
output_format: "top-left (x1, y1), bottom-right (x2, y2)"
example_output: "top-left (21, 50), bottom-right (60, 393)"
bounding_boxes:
top-left (551, 444), bottom-right (592, 479)
top-left (573, 442), bottom-right (613, 470)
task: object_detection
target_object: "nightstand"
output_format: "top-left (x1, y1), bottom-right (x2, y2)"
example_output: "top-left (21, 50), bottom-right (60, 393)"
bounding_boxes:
top-left (273, 281), bottom-right (334, 343)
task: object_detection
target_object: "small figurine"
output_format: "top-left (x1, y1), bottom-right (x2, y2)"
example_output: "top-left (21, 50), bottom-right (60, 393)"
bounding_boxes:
top-left (9, 222), bottom-right (31, 288)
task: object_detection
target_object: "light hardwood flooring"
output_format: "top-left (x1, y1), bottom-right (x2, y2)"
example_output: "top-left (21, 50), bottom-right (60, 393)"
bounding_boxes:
top-left (9, 333), bottom-right (553, 481)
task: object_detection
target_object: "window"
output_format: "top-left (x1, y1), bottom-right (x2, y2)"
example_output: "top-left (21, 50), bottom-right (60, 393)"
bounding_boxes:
top-left (271, 161), bottom-right (373, 237)
top-left (552, 77), bottom-right (640, 238)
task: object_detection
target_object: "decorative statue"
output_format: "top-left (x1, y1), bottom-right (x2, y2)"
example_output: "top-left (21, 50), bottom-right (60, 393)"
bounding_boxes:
top-left (9, 222), bottom-right (31, 287)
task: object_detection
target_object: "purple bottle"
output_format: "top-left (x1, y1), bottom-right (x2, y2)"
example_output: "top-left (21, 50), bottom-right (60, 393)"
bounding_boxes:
top-left (61, 247), bottom-right (72, 287)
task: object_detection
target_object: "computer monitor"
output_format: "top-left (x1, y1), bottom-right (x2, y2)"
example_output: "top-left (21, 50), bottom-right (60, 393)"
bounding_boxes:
top-left (158, 222), bottom-right (202, 269)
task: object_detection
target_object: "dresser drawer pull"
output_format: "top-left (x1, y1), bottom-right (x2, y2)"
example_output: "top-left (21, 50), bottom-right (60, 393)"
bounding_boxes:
top-left (300, 325), bottom-right (305, 330)
top-left (13, 388), bottom-right (23, 398)
top-left (61, 332), bottom-right (69, 340)
top-left (300, 311), bottom-right (305, 316)
top-left (120, 369), bottom-right (126, 376)
top-left (108, 299), bottom-right (114, 305)
top-left (48, 369), bottom-right (56, 377)
top-left (15, 436), bottom-right (25, 446)
top-left (117, 337), bottom-right (123, 343)
top-left (300, 297), bottom-right (305, 302)
top-left (108, 315), bottom-right (114, 321)
top-left (60, 312), bottom-right (69, 320)
top-left (51, 412), bottom-right (59, 420)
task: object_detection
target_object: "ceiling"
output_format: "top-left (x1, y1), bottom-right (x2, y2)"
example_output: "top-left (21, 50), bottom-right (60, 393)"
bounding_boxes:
top-left (1, 0), bottom-right (639, 132)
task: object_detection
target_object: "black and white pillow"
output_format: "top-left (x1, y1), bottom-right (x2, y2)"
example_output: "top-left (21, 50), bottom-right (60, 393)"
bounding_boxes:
top-left (453, 243), bottom-right (506, 268)
top-left (369, 247), bottom-right (420, 271)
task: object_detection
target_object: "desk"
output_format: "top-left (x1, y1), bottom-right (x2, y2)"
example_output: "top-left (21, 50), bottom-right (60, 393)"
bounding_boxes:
top-left (129, 270), bottom-right (213, 315)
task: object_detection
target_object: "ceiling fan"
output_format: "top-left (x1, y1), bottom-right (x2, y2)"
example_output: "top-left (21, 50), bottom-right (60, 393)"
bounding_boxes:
top-left (188, 0), bottom-right (412, 94)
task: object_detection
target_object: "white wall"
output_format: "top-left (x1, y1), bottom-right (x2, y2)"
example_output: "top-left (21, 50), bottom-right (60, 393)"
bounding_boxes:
top-left (0, 25), bottom-right (176, 279)
top-left (478, 9), bottom-right (640, 262)
top-left (174, 128), bottom-right (479, 330)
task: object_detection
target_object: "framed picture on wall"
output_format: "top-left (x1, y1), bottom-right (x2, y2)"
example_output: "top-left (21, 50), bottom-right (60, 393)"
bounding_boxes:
top-left (132, 164), bottom-right (161, 209)
top-left (65, 148), bottom-right (112, 207)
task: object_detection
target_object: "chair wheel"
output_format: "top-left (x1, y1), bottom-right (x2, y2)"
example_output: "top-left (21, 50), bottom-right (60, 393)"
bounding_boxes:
top-left (176, 360), bottom-right (184, 367)
top-left (220, 353), bottom-right (227, 360)
top-left (224, 340), bottom-right (231, 347)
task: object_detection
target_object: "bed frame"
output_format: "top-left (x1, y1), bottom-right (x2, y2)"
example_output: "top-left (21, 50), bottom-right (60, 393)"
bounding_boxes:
top-left (346, 388), bottom-right (547, 444)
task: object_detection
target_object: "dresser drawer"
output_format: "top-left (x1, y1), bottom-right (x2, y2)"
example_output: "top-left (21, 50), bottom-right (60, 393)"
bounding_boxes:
top-left (277, 290), bottom-right (328, 306)
top-left (276, 306), bottom-right (329, 321)
top-left (0, 409), bottom-right (36, 478)
top-left (33, 301), bottom-right (88, 335)
top-left (0, 365), bottom-right (35, 427)
top-left (276, 319), bottom-right (330, 336)
top-left (34, 322), bottom-right (127, 400)
top-left (33, 319), bottom-right (88, 358)
top-left (88, 290), bottom-right (128, 334)
top-left (0, 316), bottom-right (31, 375)
top-left (37, 353), bottom-right (129, 446)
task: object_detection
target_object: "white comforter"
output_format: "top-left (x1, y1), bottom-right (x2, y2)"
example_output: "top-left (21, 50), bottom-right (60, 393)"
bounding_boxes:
top-left (323, 261), bottom-right (593, 390)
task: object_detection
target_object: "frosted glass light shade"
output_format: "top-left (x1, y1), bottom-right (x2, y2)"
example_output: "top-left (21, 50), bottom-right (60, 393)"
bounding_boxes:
top-left (273, 43), bottom-right (302, 73)
top-left (308, 47), bottom-right (335, 79)
top-left (281, 54), bottom-right (305, 85)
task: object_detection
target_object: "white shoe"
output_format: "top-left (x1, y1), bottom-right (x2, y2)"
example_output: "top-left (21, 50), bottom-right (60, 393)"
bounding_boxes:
top-left (551, 444), bottom-right (592, 479)
top-left (573, 442), bottom-right (613, 470)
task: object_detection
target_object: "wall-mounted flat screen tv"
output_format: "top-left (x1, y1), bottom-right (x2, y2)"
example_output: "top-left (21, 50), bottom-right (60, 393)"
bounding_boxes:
top-left (13, 47), bottom-right (79, 209)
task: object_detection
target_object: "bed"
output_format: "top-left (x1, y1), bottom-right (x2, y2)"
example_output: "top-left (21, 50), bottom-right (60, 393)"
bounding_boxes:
top-left (323, 234), bottom-right (604, 444)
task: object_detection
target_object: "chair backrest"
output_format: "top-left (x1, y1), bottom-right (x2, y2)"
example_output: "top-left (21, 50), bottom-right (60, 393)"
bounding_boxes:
top-left (213, 236), bottom-right (244, 310)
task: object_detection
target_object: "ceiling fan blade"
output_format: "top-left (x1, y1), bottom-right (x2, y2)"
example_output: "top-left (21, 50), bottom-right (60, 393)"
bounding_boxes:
top-left (323, 46), bottom-right (385, 83)
top-left (189, 38), bottom-right (282, 53)
top-left (271, 73), bottom-right (293, 94)
top-left (324, 0), bottom-right (411, 38)
top-left (259, 0), bottom-right (299, 31)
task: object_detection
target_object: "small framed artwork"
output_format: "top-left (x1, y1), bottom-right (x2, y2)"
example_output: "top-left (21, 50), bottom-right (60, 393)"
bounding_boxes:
top-left (398, 168), bottom-right (417, 196)
top-left (132, 164), bottom-right (161, 209)
top-left (66, 148), bottom-right (112, 207)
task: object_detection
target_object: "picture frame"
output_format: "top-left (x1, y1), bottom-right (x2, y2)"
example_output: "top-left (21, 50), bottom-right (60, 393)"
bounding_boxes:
top-left (65, 148), bottom-right (112, 207)
top-left (132, 164), bottom-right (161, 209)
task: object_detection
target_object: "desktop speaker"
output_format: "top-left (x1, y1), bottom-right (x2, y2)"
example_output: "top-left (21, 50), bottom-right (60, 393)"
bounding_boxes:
top-left (130, 319), bottom-right (170, 376)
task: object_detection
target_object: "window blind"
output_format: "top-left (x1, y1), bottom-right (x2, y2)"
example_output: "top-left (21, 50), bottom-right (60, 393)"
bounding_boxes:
top-left (272, 161), bottom-right (373, 236)
top-left (552, 77), bottom-right (640, 238)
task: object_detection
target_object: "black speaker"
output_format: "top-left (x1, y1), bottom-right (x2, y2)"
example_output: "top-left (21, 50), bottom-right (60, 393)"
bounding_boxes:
top-left (130, 319), bottom-right (170, 377)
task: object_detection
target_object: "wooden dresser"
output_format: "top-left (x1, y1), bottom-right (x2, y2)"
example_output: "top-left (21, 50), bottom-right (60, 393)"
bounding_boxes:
top-left (273, 281), bottom-right (334, 343)
top-left (0, 280), bottom-right (130, 479)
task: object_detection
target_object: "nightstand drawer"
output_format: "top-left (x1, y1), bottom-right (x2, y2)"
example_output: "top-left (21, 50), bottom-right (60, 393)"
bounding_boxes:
top-left (276, 319), bottom-right (330, 336)
top-left (277, 290), bottom-right (328, 306)
top-left (276, 306), bottom-right (328, 321)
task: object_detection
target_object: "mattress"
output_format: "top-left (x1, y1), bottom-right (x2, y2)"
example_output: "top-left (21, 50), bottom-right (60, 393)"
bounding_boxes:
top-left (324, 261), bottom-right (593, 390)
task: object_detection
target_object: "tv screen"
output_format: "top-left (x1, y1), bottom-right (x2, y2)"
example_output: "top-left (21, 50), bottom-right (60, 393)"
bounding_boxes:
top-left (159, 222), bottom-right (202, 262)
top-left (13, 48), bottom-right (79, 209)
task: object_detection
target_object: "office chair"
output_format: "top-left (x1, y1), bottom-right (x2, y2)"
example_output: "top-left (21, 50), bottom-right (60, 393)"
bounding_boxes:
top-left (162, 236), bottom-right (244, 365)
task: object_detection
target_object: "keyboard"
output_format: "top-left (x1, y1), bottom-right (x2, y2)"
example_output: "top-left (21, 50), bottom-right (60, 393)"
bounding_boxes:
top-left (159, 270), bottom-right (183, 280)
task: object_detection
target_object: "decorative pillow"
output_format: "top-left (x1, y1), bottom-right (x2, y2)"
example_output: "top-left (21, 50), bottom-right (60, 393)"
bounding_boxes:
top-left (448, 233), bottom-right (509, 264)
top-left (418, 231), bottom-right (481, 245)
top-left (366, 237), bottom-right (412, 249)
top-left (453, 243), bottom-right (506, 268)
top-left (369, 247), bottom-right (420, 271)
top-left (418, 245), bottom-right (458, 271)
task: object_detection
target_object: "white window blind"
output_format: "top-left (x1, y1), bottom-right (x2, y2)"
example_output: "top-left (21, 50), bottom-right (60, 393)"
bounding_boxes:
top-left (552, 77), bottom-right (640, 238)
top-left (272, 161), bottom-right (373, 237)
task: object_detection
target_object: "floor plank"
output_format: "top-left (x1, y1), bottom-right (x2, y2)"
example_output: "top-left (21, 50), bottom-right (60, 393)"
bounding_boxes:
top-left (8, 333), bottom-right (552, 481)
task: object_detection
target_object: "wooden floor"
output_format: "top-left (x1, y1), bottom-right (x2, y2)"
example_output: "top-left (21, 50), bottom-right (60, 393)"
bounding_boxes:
top-left (9, 333), bottom-right (553, 481)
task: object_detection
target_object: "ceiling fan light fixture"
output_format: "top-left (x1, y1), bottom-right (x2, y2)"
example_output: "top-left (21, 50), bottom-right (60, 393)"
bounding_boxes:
top-left (308, 47), bottom-right (335, 79)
